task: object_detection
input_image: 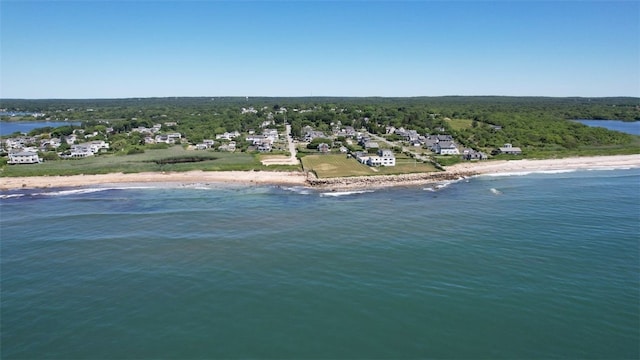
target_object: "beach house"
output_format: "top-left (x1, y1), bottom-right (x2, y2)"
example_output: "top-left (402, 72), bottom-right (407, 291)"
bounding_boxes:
top-left (8, 151), bottom-right (41, 164)
top-left (435, 141), bottom-right (460, 155)
top-left (498, 143), bottom-right (522, 155)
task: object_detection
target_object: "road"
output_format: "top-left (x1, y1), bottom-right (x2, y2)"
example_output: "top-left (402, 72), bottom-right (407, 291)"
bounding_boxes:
top-left (260, 124), bottom-right (300, 166)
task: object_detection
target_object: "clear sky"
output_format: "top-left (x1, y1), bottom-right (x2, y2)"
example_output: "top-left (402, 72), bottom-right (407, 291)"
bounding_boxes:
top-left (1, 0), bottom-right (638, 98)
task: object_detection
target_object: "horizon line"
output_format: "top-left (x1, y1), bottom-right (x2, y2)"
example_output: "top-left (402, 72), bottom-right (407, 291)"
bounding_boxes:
top-left (2, 95), bottom-right (639, 101)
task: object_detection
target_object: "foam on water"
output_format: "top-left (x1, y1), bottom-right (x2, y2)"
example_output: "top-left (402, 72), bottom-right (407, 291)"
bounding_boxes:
top-left (280, 186), bottom-right (314, 195)
top-left (586, 166), bottom-right (633, 171)
top-left (481, 169), bottom-right (577, 177)
top-left (320, 190), bottom-right (374, 197)
top-left (33, 187), bottom-right (112, 197)
top-left (423, 177), bottom-right (466, 192)
top-left (0, 193), bottom-right (25, 199)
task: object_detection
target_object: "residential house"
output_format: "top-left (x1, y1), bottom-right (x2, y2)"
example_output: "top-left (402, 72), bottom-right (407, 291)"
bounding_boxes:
top-left (318, 143), bottom-right (330, 154)
top-left (423, 135), bottom-right (440, 149)
top-left (498, 143), bottom-right (522, 155)
top-left (435, 141), bottom-right (460, 155)
top-left (155, 135), bottom-right (174, 144)
top-left (241, 107), bottom-right (258, 114)
top-left (216, 131), bottom-right (240, 140)
top-left (354, 151), bottom-right (370, 164)
top-left (363, 141), bottom-right (379, 151)
top-left (257, 141), bottom-right (272, 152)
top-left (462, 148), bottom-right (487, 160)
top-left (366, 150), bottom-right (395, 167)
top-left (167, 133), bottom-right (182, 142)
top-left (8, 151), bottom-right (41, 164)
top-left (219, 141), bottom-right (236, 152)
top-left (263, 129), bottom-right (278, 143)
top-left (202, 139), bottom-right (215, 147)
top-left (66, 145), bottom-right (94, 158)
top-left (303, 127), bottom-right (325, 142)
top-left (87, 140), bottom-right (109, 153)
top-left (194, 139), bottom-right (215, 150)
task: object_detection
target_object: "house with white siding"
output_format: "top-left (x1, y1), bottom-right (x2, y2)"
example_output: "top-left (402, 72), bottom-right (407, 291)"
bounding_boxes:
top-left (435, 141), bottom-right (460, 155)
top-left (8, 151), bottom-right (41, 164)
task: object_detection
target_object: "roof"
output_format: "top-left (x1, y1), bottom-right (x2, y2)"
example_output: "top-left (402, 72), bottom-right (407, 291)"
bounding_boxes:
top-left (499, 146), bottom-right (522, 152)
top-left (438, 141), bottom-right (457, 148)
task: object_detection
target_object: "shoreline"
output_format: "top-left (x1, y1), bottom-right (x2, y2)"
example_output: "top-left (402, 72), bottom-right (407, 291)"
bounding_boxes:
top-left (1, 154), bottom-right (638, 191)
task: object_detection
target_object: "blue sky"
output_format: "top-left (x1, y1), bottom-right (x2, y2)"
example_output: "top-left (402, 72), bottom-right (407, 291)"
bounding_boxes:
top-left (1, 1), bottom-right (638, 98)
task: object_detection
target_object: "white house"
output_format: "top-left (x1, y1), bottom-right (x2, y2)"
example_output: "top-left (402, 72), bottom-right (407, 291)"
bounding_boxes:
top-left (67, 145), bottom-right (94, 158)
top-left (257, 141), bottom-right (272, 152)
top-left (87, 140), bottom-right (109, 153)
top-left (167, 133), bottom-right (182, 141)
top-left (365, 149), bottom-right (396, 167)
top-left (435, 141), bottom-right (460, 155)
top-left (378, 149), bottom-right (396, 166)
top-left (263, 129), bottom-right (278, 143)
top-left (216, 131), bottom-right (240, 140)
top-left (8, 151), bottom-right (41, 164)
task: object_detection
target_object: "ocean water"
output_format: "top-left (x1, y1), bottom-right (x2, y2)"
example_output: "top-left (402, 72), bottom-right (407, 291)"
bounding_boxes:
top-left (1, 168), bottom-right (639, 359)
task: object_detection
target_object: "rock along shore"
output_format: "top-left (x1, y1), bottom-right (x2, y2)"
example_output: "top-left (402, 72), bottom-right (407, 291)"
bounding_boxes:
top-left (306, 171), bottom-right (475, 190)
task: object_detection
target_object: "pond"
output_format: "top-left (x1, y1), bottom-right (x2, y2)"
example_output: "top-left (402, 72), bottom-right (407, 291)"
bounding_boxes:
top-left (574, 119), bottom-right (640, 136)
top-left (0, 121), bottom-right (82, 136)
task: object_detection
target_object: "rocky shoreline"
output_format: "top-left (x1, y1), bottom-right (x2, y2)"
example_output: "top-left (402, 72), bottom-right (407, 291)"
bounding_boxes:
top-left (1, 154), bottom-right (638, 191)
top-left (306, 171), bottom-right (476, 190)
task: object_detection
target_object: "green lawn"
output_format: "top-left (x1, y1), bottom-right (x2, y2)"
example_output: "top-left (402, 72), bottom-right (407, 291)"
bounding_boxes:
top-left (301, 154), bottom-right (374, 178)
top-left (376, 159), bottom-right (439, 174)
top-left (446, 118), bottom-right (474, 131)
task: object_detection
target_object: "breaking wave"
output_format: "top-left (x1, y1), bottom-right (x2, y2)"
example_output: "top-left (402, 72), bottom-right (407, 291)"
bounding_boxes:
top-left (481, 169), bottom-right (577, 177)
top-left (320, 190), bottom-right (374, 197)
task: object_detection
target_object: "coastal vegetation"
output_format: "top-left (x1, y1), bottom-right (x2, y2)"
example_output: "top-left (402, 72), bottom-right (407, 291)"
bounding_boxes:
top-left (0, 147), bottom-right (273, 177)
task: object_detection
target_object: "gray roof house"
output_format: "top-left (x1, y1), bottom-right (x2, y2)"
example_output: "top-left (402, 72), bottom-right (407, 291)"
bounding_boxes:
top-left (498, 143), bottom-right (522, 155)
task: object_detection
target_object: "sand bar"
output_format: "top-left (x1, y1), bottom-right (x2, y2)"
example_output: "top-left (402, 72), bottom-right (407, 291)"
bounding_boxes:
top-left (1, 154), bottom-right (638, 191)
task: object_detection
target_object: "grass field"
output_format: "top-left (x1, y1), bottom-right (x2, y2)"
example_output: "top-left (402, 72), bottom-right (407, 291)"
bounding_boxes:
top-left (301, 153), bottom-right (439, 178)
top-left (0, 146), bottom-right (280, 177)
top-left (375, 153), bottom-right (439, 174)
top-left (301, 154), bottom-right (374, 178)
top-left (446, 118), bottom-right (474, 131)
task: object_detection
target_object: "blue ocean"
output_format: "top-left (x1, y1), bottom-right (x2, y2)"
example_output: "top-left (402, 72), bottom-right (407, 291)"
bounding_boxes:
top-left (1, 168), bottom-right (639, 359)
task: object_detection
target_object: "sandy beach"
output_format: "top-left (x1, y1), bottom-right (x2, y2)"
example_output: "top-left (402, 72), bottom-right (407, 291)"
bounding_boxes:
top-left (0, 170), bottom-right (308, 191)
top-left (445, 154), bottom-right (640, 175)
top-left (1, 154), bottom-right (638, 191)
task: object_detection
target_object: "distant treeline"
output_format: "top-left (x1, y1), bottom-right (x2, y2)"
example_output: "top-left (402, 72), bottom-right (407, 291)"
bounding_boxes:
top-left (1, 96), bottom-right (639, 121)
